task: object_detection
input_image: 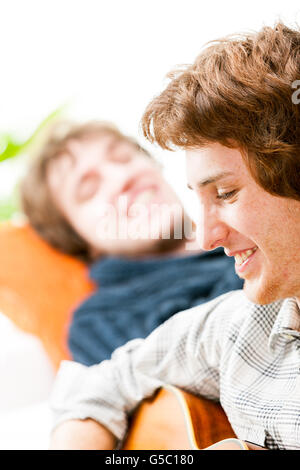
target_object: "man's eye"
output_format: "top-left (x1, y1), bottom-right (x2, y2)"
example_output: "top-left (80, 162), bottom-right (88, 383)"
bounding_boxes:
top-left (76, 173), bottom-right (100, 203)
top-left (216, 190), bottom-right (237, 200)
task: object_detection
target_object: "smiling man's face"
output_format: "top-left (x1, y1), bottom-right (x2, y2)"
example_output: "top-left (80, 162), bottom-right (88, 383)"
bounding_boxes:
top-left (186, 142), bottom-right (300, 305)
top-left (46, 134), bottom-right (185, 258)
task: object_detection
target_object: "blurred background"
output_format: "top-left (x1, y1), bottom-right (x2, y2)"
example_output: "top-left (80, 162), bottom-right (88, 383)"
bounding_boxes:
top-left (0, 0), bottom-right (299, 449)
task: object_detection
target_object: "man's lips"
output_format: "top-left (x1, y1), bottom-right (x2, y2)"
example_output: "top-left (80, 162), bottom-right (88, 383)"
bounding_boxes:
top-left (224, 246), bottom-right (258, 274)
top-left (224, 246), bottom-right (258, 257)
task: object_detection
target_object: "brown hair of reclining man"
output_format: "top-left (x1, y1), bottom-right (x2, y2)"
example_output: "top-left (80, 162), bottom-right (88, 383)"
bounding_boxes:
top-left (49, 22), bottom-right (300, 449)
top-left (21, 121), bottom-right (196, 262)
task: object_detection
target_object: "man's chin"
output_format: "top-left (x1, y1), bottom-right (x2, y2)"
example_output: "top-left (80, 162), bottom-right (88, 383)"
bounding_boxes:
top-left (243, 279), bottom-right (282, 305)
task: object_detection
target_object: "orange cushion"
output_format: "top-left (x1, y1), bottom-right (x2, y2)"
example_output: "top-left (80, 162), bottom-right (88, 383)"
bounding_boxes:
top-left (0, 223), bottom-right (96, 369)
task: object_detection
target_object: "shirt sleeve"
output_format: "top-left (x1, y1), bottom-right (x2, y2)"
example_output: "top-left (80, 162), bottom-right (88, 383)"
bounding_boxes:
top-left (50, 291), bottom-right (238, 443)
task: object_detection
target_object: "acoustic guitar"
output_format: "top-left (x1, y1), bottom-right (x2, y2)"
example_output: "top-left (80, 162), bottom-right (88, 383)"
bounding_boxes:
top-left (122, 385), bottom-right (265, 450)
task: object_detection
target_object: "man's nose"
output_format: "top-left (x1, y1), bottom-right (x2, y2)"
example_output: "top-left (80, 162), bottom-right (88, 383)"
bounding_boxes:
top-left (103, 162), bottom-right (137, 200)
top-left (197, 205), bottom-right (229, 251)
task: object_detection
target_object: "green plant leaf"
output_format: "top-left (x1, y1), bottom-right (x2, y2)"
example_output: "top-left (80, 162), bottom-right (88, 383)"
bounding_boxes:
top-left (0, 104), bottom-right (66, 163)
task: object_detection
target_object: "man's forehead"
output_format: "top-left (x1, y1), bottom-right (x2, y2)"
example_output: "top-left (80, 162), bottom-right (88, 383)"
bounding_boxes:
top-left (185, 144), bottom-right (246, 187)
top-left (50, 134), bottom-right (110, 166)
top-left (186, 143), bottom-right (243, 162)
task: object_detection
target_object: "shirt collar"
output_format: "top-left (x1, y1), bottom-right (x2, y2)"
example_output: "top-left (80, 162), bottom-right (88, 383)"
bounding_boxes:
top-left (268, 297), bottom-right (300, 350)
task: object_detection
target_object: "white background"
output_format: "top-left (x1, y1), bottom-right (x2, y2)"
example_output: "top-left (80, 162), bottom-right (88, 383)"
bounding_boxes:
top-left (0, 0), bottom-right (299, 449)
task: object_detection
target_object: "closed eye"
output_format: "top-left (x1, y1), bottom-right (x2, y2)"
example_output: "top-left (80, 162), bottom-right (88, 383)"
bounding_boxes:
top-left (216, 190), bottom-right (237, 201)
top-left (75, 172), bottom-right (100, 203)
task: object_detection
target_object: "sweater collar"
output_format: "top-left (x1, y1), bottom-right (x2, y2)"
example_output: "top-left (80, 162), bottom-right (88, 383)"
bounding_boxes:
top-left (89, 248), bottom-right (225, 285)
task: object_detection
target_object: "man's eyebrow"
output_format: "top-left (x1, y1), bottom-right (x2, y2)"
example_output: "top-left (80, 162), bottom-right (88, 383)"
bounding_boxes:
top-left (187, 171), bottom-right (235, 190)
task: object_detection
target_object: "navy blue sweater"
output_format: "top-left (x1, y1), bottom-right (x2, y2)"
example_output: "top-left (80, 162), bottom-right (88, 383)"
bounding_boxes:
top-left (68, 248), bottom-right (243, 365)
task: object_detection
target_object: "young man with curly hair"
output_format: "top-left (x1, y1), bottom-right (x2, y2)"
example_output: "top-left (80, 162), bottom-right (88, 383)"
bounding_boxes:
top-left (49, 22), bottom-right (300, 450)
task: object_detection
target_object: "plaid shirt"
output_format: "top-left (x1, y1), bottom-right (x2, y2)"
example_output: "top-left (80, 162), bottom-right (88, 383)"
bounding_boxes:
top-left (51, 290), bottom-right (300, 450)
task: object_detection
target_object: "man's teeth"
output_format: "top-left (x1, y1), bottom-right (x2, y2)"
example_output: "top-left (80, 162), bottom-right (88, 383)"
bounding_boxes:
top-left (132, 188), bottom-right (156, 205)
top-left (235, 247), bottom-right (257, 266)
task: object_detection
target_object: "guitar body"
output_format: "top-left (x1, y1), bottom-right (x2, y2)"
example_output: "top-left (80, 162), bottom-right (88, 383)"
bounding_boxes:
top-left (122, 385), bottom-right (245, 450)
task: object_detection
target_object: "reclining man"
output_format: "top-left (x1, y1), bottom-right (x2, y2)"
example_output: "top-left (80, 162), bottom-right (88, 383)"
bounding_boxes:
top-left (21, 122), bottom-right (242, 366)
top-left (49, 22), bottom-right (300, 450)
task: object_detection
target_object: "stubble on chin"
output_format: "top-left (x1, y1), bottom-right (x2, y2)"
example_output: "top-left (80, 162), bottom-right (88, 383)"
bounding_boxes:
top-left (243, 275), bottom-right (285, 305)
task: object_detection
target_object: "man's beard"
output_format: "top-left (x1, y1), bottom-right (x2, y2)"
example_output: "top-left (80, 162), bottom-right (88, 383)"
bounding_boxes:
top-left (152, 210), bottom-right (194, 255)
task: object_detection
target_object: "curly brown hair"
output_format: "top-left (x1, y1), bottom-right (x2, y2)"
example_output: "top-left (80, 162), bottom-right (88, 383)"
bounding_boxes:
top-left (142, 21), bottom-right (300, 200)
top-left (21, 121), bottom-right (151, 263)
